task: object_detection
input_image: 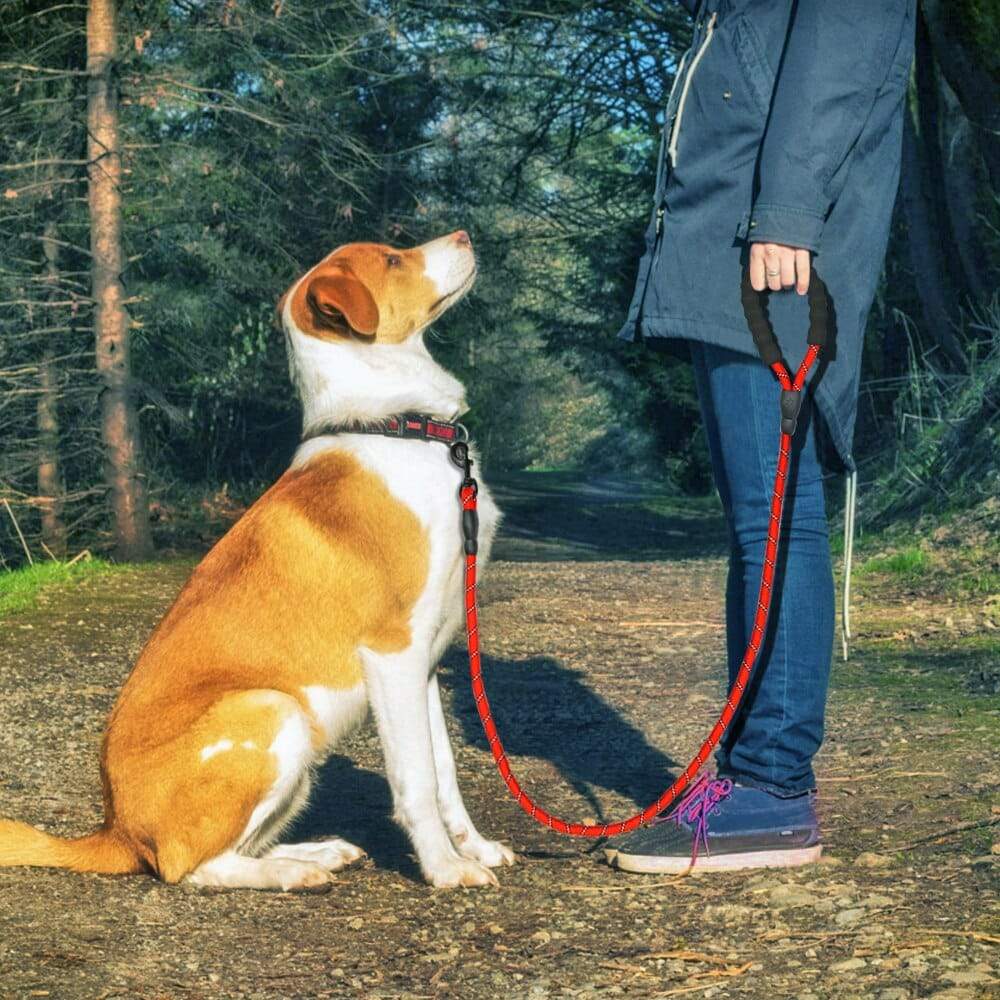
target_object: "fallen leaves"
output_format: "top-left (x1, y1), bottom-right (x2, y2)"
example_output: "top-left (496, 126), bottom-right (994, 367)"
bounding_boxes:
top-left (598, 950), bottom-right (754, 996)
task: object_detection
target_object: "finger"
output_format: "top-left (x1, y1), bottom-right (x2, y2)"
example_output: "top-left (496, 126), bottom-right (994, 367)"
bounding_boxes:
top-left (795, 249), bottom-right (811, 295)
top-left (749, 243), bottom-right (766, 291)
top-left (780, 248), bottom-right (796, 289)
top-left (764, 244), bottom-right (782, 291)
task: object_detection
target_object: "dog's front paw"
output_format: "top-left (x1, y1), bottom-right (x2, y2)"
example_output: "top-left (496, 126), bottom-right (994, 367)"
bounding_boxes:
top-left (457, 836), bottom-right (517, 869)
top-left (426, 856), bottom-right (499, 889)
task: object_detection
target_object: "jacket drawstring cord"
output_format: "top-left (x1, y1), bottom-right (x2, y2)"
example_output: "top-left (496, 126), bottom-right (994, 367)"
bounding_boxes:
top-left (841, 468), bottom-right (857, 661)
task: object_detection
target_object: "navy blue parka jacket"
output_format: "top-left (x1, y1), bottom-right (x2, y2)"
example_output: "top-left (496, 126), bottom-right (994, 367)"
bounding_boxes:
top-left (618, 0), bottom-right (916, 470)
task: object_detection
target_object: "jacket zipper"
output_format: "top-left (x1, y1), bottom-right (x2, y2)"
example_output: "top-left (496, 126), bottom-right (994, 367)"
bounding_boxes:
top-left (666, 11), bottom-right (717, 168)
top-left (656, 47), bottom-right (690, 237)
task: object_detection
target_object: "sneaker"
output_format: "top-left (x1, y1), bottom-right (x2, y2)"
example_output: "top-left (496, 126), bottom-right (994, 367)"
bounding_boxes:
top-left (606, 773), bottom-right (822, 873)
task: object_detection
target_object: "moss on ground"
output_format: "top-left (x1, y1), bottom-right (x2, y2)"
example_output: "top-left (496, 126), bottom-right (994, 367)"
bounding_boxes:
top-left (0, 559), bottom-right (127, 617)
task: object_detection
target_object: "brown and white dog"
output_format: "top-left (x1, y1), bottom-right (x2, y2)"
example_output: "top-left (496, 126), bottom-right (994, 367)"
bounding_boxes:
top-left (0, 231), bottom-right (512, 890)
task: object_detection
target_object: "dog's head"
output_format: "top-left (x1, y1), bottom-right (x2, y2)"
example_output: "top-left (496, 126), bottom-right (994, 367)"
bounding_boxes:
top-left (279, 231), bottom-right (476, 344)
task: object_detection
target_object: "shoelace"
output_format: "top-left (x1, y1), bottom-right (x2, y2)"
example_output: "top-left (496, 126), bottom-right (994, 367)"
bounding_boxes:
top-left (654, 773), bottom-right (734, 865)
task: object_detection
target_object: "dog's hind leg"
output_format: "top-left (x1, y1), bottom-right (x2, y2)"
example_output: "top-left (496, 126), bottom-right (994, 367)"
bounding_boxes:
top-left (132, 689), bottom-right (331, 892)
top-left (186, 850), bottom-right (331, 891)
top-left (427, 672), bottom-right (515, 869)
top-left (255, 680), bottom-right (368, 870)
top-left (184, 697), bottom-right (332, 891)
top-left (261, 838), bottom-right (365, 871)
top-left (363, 645), bottom-right (496, 889)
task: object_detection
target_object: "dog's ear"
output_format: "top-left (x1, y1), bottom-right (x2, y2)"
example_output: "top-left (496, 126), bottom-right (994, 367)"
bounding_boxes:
top-left (305, 269), bottom-right (379, 337)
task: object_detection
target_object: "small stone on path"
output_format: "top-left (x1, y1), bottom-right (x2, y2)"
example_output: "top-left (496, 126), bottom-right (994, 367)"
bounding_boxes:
top-left (769, 884), bottom-right (819, 908)
top-left (940, 971), bottom-right (998, 985)
top-left (855, 851), bottom-right (892, 868)
top-left (862, 893), bottom-right (894, 908)
top-left (830, 957), bottom-right (866, 972)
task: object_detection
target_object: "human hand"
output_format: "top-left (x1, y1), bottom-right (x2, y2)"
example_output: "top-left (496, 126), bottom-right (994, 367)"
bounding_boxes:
top-left (749, 242), bottom-right (811, 294)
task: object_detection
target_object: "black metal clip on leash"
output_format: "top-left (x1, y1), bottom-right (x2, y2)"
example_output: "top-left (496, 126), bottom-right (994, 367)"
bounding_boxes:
top-left (450, 440), bottom-right (479, 555)
top-left (739, 265), bottom-right (830, 435)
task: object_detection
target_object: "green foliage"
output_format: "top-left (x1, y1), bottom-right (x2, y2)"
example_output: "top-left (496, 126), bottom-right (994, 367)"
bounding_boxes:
top-left (858, 547), bottom-right (931, 579)
top-left (946, 0), bottom-right (1000, 79)
top-left (0, 558), bottom-right (118, 617)
top-left (0, 0), bottom-right (997, 561)
top-left (862, 314), bottom-right (1000, 525)
top-left (109, 0), bottom-right (702, 485)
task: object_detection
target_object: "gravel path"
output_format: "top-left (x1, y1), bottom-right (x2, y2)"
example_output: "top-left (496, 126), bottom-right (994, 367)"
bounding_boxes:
top-left (0, 512), bottom-right (997, 998)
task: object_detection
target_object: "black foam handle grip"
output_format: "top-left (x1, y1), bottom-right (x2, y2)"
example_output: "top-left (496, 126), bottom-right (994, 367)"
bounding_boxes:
top-left (740, 266), bottom-right (830, 363)
top-left (740, 267), bottom-right (782, 366)
top-left (806, 270), bottom-right (829, 348)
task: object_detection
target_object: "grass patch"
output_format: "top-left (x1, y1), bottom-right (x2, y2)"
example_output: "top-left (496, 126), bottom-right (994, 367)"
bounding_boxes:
top-left (952, 567), bottom-right (1000, 597)
top-left (850, 536), bottom-right (1000, 599)
top-left (0, 559), bottom-right (119, 617)
top-left (858, 547), bottom-right (931, 579)
top-left (642, 493), bottom-right (724, 518)
top-left (836, 634), bottom-right (1000, 733)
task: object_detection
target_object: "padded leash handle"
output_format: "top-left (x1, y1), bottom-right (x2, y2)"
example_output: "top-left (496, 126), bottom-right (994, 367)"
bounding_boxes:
top-left (741, 266), bottom-right (829, 435)
top-left (740, 266), bottom-right (829, 365)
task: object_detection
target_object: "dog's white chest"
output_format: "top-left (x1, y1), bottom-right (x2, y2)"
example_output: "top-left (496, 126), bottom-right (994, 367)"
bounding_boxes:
top-left (293, 435), bottom-right (499, 653)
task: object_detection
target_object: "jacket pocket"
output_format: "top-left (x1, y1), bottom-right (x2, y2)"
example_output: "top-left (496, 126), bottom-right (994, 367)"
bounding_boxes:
top-left (729, 13), bottom-right (775, 118)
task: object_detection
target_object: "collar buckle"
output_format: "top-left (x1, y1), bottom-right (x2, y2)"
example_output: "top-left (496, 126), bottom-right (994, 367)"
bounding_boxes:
top-left (395, 414), bottom-right (429, 439)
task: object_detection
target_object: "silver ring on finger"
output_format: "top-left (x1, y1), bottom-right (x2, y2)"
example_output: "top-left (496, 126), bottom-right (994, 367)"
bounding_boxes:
top-left (765, 268), bottom-right (781, 277)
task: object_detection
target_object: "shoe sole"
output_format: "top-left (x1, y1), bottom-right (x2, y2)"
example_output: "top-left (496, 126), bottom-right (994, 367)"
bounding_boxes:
top-left (609, 843), bottom-right (822, 874)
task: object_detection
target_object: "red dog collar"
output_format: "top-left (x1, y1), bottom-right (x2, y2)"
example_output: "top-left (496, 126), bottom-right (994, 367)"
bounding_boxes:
top-left (301, 413), bottom-right (469, 446)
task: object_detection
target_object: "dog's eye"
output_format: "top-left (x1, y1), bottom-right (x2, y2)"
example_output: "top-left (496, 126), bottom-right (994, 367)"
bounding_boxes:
top-left (386, 254), bottom-right (402, 268)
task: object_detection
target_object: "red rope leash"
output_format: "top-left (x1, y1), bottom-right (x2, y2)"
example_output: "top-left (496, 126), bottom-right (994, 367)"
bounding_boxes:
top-left (457, 344), bottom-right (820, 837)
top-left (453, 269), bottom-right (830, 838)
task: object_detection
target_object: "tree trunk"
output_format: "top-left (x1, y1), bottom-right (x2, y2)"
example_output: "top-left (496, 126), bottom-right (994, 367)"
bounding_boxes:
top-left (87, 0), bottom-right (152, 561)
top-left (920, 0), bottom-right (1000, 193)
top-left (900, 109), bottom-right (968, 371)
top-left (913, 14), bottom-right (966, 307)
top-left (938, 79), bottom-right (990, 306)
top-left (38, 222), bottom-right (67, 560)
top-left (897, 14), bottom-right (969, 372)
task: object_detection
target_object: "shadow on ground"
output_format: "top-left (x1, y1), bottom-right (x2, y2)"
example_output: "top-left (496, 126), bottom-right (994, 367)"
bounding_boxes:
top-left (441, 653), bottom-right (680, 813)
top-left (291, 651), bottom-right (679, 879)
top-left (489, 472), bottom-right (726, 562)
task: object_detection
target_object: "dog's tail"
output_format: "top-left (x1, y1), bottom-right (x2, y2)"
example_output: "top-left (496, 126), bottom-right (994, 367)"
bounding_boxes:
top-left (0, 819), bottom-right (141, 874)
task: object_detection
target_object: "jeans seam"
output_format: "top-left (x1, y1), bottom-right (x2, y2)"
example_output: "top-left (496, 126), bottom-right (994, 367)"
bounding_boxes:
top-left (772, 555), bottom-right (791, 786)
top-left (749, 366), bottom-right (789, 788)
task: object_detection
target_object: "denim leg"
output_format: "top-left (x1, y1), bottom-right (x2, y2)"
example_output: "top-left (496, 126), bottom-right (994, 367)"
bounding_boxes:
top-left (690, 342), bottom-right (834, 794)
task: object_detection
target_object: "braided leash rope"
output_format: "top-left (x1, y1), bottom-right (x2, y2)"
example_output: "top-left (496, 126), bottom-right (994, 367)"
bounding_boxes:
top-left (454, 269), bottom-right (830, 837)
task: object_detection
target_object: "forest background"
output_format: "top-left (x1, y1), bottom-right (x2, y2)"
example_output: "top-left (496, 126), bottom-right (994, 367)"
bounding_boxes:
top-left (1, 0), bottom-right (997, 564)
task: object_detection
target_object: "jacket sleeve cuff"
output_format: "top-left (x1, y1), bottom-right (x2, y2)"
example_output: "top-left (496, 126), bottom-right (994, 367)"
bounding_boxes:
top-left (747, 203), bottom-right (826, 253)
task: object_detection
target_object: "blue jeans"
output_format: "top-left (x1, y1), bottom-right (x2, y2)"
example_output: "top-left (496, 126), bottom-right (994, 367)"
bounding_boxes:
top-left (690, 342), bottom-right (835, 795)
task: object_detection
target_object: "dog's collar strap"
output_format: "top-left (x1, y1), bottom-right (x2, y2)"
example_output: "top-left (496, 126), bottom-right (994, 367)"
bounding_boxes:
top-left (301, 413), bottom-right (469, 447)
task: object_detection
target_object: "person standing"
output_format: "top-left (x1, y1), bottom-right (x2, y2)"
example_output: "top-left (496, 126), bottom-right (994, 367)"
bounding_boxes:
top-left (608, 0), bottom-right (915, 873)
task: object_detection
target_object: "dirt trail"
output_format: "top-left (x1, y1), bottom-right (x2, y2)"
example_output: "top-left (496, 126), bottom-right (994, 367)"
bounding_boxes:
top-left (0, 485), bottom-right (997, 999)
